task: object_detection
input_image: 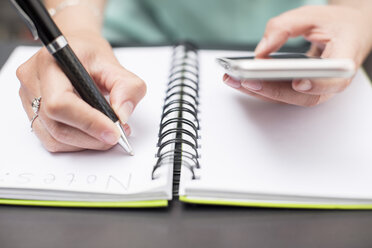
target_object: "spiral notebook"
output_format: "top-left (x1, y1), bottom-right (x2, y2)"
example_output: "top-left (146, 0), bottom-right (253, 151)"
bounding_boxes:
top-left (1, 44), bottom-right (372, 209)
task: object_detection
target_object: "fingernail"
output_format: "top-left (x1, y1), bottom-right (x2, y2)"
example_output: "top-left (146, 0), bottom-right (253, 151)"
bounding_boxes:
top-left (123, 125), bottom-right (131, 136)
top-left (294, 79), bottom-right (312, 92)
top-left (223, 74), bottom-right (229, 82)
top-left (223, 75), bottom-right (241, 89)
top-left (255, 37), bottom-right (268, 55)
top-left (241, 80), bottom-right (262, 91)
top-left (117, 101), bottom-right (134, 124)
top-left (101, 131), bottom-right (119, 145)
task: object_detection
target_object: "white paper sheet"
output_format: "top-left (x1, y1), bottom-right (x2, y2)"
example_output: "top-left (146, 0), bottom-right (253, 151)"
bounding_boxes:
top-left (0, 46), bottom-right (173, 201)
top-left (181, 49), bottom-right (372, 203)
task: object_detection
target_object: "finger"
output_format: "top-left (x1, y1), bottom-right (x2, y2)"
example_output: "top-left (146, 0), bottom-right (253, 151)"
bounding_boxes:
top-left (293, 41), bottom-right (356, 95)
top-left (19, 87), bottom-right (83, 153)
top-left (22, 86), bottom-right (130, 151)
top-left (228, 76), bottom-right (331, 107)
top-left (39, 112), bottom-right (115, 151)
top-left (306, 44), bottom-right (324, 58)
top-left (39, 62), bottom-right (121, 146)
top-left (122, 123), bottom-right (132, 136)
top-left (222, 74), bottom-right (282, 104)
top-left (39, 106), bottom-right (131, 150)
top-left (92, 63), bottom-right (147, 124)
top-left (255, 6), bottom-right (322, 57)
top-left (32, 117), bottom-right (84, 153)
top-left (321, 37), bottom-right (360, 73)
top-left (292, 78), bottom-right (352, 95)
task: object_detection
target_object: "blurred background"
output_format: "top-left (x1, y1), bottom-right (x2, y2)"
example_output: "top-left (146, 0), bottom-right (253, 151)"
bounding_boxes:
top-left (0, 1), bottom-right (31, 41)
top-left (0, 0), bottom-right (371, 76)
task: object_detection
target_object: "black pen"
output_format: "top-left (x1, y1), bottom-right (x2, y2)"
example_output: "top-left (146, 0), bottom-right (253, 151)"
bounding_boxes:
top-left (11, 0), bottom-right (134, 155)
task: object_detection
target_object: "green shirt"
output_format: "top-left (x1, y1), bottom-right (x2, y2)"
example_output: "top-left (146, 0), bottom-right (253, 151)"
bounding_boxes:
top-left (103, 0), bottom-right (326, 45)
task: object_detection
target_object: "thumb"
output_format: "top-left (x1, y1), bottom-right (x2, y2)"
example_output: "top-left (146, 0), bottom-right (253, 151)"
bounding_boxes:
top-left (293, 40), bottom-right (357, 95)
top-left (255, 6), bottom-right (321, 57)
top-left (94, 63), bottom-right (147, 124)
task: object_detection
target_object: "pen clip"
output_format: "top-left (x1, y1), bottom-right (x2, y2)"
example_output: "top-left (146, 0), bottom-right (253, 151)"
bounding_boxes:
top-left (10, 0), bottom-right (39, 40)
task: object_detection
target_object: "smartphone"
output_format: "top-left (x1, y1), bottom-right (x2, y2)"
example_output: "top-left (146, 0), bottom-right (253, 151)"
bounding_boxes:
top-left (216, 53), bottom-right (355, 80)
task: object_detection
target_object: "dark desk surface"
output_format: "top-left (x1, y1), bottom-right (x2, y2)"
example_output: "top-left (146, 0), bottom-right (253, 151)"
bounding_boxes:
top-left (1, 42), bottom-right (372, 248)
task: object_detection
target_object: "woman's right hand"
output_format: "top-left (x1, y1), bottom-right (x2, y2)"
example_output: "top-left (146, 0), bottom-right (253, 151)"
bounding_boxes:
top-left (16, 30), bottom-right (146, 152)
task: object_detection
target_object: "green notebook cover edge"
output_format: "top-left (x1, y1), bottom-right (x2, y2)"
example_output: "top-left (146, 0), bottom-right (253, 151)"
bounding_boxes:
top-left (0, 199), bottom-right (168, 208)
top-left (179, 196), bottom-right (372, 210)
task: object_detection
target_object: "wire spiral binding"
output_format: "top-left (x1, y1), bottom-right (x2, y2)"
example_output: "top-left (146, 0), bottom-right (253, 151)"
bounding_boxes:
top-left (152, 43), bottom-right (201, 194)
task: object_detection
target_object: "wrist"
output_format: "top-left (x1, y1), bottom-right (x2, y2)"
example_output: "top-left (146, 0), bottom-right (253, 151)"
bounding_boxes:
top-left (48, 0), bottom-right (101, 18)
top-left (45, 0), bottom-right (104, 35)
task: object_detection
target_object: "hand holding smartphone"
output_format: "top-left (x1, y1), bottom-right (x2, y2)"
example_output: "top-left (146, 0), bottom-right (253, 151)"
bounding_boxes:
top-left (217, 53), bottom-right (355, 80)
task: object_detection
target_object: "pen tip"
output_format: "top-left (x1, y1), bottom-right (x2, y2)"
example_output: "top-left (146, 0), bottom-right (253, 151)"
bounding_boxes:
top-left (115, 121), bottom-right (135, 156)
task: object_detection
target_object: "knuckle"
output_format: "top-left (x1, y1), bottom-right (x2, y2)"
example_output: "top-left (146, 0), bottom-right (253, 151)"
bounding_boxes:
top-left (44, 96), bottom-right (65, 116)
top-left (132, 78), bottom-right (147, 98)
top-left (96, 143), bottom-right (114, 151)
top-left (43, 139), bottom-right (62, 153)
top-left (44, 144), bottom-right (60, 153)
top-left (16, 64), bottom-right (28, 82)
top-left (270, 87), bottom-right (284, 100)
top-left (82, 119), bottom-right (95, 135)
top-left (48, 123), bottom-right (69, 143)
top-left (266, 18), bottom-right (281, 30)
top-left (303, 95), bottom-right (322, 107)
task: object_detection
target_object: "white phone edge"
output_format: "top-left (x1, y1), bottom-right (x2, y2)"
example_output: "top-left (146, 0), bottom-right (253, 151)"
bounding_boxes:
top-left (216, 57), bottom-right (356, 80)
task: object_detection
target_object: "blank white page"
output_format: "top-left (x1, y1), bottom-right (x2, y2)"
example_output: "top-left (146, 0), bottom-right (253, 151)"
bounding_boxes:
top-left (0, 46), bottom-right (173, 200)
top-left (181, 49), bottom-right (372, 200)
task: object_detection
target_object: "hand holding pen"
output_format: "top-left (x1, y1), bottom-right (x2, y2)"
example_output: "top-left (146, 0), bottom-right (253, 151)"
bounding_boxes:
top-left (12, 0), bottom-right (146, 153)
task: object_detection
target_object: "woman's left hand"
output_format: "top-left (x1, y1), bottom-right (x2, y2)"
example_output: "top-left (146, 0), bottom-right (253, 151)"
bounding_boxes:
top-left (223, 5), bottom-right (372, 106)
